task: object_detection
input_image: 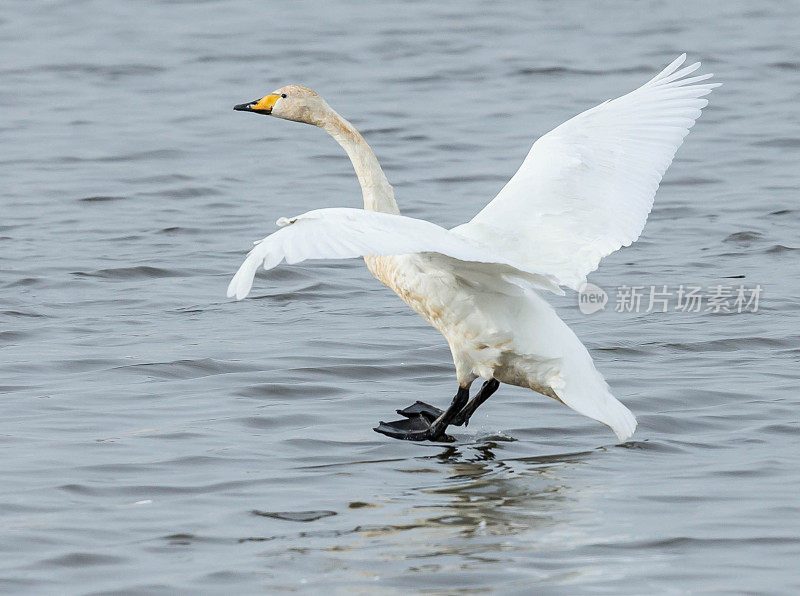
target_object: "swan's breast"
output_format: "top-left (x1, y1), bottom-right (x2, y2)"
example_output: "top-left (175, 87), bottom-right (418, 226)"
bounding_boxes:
top-left (363, 255), bottom-right (450, 327)
top-left (364, 254), bottom-right (506, 343)
top-left (364, 255), bottom-right (547, 387)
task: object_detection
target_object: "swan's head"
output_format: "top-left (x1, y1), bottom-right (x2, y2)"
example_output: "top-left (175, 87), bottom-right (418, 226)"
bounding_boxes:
top-left (233, 85), bottom-right (328, 126)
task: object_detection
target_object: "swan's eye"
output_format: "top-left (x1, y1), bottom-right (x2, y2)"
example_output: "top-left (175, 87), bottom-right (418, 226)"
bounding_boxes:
top-left (281, 94), bottom-right (287, 98)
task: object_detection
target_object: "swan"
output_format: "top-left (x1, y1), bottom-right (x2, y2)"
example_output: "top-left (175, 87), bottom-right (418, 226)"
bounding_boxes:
top-left (228, 54), bottom-right (718, 443)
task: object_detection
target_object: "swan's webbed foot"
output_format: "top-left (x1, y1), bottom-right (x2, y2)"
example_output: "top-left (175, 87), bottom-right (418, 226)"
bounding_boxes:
top-left (396, 400), bottom-right (443, 420)
top-left (373, 387), bottom-right (470, 442)
top-left (373, 415), bottom-right (454, 442)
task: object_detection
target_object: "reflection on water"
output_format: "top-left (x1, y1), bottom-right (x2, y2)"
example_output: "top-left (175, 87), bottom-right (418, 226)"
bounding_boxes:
top-left (419, 443), bottom-right (590, 539)
top-left (248, 442), bottom-right (604, 591)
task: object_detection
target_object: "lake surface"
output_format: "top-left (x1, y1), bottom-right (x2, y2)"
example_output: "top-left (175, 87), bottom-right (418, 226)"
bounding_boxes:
top-left (2, 1), bottom-right (799, 593)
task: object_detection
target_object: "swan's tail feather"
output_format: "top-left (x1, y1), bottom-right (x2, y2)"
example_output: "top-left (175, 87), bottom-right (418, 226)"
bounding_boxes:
top-left (593, 385), bottom-right (637, 442)
top-left (609, 401), bottom-right (638, 443)
top-left (509, 291), bottom-right (637, 442)
top-left (555, 372), bottom-right (637, 443)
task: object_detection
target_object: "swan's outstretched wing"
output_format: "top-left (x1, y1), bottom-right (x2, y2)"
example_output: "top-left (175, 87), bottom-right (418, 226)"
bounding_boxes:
top-left (227, 207), bottom-right (561, 300)
top-left (453, 54), bottom-right (720, 290)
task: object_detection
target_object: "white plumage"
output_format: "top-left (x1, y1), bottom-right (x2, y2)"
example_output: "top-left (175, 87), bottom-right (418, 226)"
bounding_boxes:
top-left (458, 54), bottom-right (718, 290)
top-left (227, 208), bottom-right (561, 301)
top-left (229, 55), bottom-right (719, 442)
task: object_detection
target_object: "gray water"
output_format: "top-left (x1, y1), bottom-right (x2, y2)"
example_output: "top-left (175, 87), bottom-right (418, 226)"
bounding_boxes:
top-left (2, 1), bottom-right (799, 593)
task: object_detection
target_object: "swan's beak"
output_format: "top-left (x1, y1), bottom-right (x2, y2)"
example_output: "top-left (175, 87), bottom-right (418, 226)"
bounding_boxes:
top-left (233, 94), bottom-right (279, 115)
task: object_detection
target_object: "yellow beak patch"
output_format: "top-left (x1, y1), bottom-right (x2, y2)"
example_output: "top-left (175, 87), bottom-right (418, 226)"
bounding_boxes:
top-left (234, 94), bottom-right (280, 115)
top-left (251, 94), bottom-right (279, 113)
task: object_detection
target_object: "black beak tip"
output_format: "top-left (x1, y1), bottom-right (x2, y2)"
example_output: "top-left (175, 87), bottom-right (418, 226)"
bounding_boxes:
top-left (233, 103), bottom-right (252, 112)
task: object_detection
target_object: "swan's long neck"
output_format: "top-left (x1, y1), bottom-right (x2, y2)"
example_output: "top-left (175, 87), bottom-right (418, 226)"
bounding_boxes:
top-left (320, 109), bottom-right (399, 214)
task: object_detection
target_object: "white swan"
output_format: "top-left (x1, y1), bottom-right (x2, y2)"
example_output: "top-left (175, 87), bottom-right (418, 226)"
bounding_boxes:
top-left (229, 54), bottom-right (718, 443)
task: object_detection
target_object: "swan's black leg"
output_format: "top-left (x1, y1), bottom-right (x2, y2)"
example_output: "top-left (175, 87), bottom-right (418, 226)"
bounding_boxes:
top-left (428, 386), bottom-right (471, 439)
top-left (374, 386), bottom-right (470, 442)
top-left (384, 378), bottom-right (500, 437)
top-left (452, 379), bottom-right (500, 427)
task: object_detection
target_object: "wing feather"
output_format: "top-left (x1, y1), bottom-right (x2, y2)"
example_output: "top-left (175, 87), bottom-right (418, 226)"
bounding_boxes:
top-left (227, 208), bottom-right (561, 300)
top-left (453, 54), bottom-right (719, 290)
